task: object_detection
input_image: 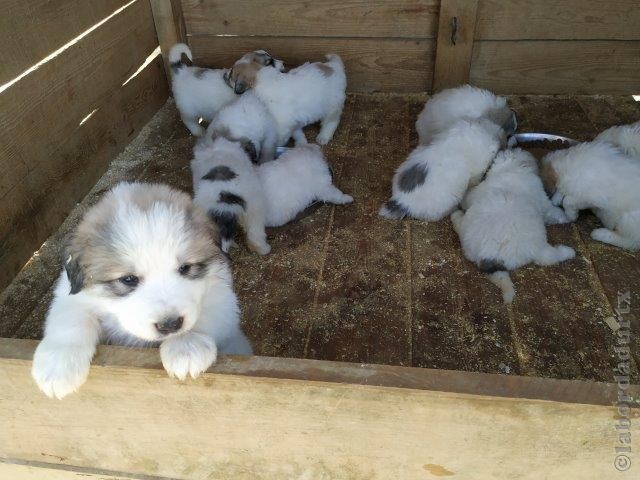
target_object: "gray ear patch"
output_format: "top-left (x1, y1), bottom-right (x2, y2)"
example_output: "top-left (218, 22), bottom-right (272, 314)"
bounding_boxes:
top-left (398, 164), bottom-right (428, 193)
top-left (64, 254), bottom-right (84, 295)
top-left (202, 166), bottom-right (237, 181)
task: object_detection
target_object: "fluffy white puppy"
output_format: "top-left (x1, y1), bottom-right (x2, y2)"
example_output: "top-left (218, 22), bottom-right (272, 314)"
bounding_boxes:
top-left (207, 91), bottom-right (279, 164)
top-left (169, 44), bottom-right (283, 137)
top-left (541, 141), bottom-right (640, 250)
top-left (379, 118), bottom-right (506, 221)
top-left (225, 54), bottom-right (347, 146)
top-left (32, 182), bottom-right (252, 399)
top-left (257, 144), bottom-right (353, 227)
top-left (192, 136), bottom-right (271, 255)
top-left (415, 84), bottom-right (517, 145)
top-left (451, 149), bottom-right (574, 303)
top-left (595, 121), bottom-right (640, 158)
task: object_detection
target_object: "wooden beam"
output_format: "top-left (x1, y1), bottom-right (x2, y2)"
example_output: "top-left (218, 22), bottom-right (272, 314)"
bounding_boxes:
top-left (149, 0), bottom-right (187, 82)
top-left (433, 0), bottom-right (479, 91)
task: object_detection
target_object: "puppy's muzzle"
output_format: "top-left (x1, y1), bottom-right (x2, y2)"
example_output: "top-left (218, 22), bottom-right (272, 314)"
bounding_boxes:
top-left (155, 316), bottom-right (184, 334)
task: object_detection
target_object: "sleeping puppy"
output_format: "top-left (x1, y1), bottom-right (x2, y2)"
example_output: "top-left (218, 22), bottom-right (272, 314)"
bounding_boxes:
top-left (207, 91), bottom-right (279, 164)
top-left (169, 44), bottom-right (283, 137)
top-left (257, 144), bottom-right (353, 227)
top-left (451, 149), bottom-right (574, 303)
top-left (379, 118), bottom-right (506, 221)
top-left (32, 182), bottom-right (252, 399)
top-left (192, 136), bottom-right (271, 255)
top-left (541, 141), bottom-right (640, 250)
top-left (415, 85), bottom-right (517, 145)
top-left (224, 54), bottom-right (346, 146)
top-left (595, 121), bottom-right (640, 158)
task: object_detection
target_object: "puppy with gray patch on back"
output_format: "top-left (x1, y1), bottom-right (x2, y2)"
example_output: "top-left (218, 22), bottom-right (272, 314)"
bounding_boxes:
top-left (192, 136), bottom-right (271, 255)
top-left (415, 84), bottom-right (517, 145)
top-left (225, 54), bottom-right (346, 147)
top-left (32, 182), bottom-right (252, 399)
top-left (451, 148), bottom-right (574, 303)
top-left (169, 44), bottom-right (284, 137)
top-left (595, 121), bottom-right (640, 158)
top-left (257, 144), bottom-right (353, 227)
top-left (379, 118), bottom-right (506, 221)
top-left (541, 141), bottom-right (640, 251)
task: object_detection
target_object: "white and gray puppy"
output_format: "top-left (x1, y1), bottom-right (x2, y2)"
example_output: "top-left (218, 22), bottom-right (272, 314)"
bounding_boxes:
top-left (192, 136), bottom-right (271, 255)
top-left (415, 84), bottom-right (517, 145)
top-left (32, 182), bottom-right (252, 399)
top-left (379, 118), bottom-right (506, 221)
top-left (225, 54), bottom-right (346, 146)
top-left (595, 121), bottom-right (640, 158)
top-left (541, 141), bottom-right (640, 251)
top-left (207, 91), bottom-right (279, 164)
top-left (169, 44), bottom-right (283, 137)
top-left (451, 149), bottom-right (574, 303)
top-left (257, 144), bottom-right (353, 227)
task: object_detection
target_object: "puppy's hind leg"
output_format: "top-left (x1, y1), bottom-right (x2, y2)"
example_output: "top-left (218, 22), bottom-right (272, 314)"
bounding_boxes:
top-left (259, 130), bottom-right (278, 163)
top-left (319, 185), bottom-right (353, 205)
top-left (534, 244), bottom-right (576, 266)
top-left (591, 228), bottom-right (638, 250)
top-left (450, 210), bottom-right (464, 234)
top-left (242, 213), bottom-right (271, 255)
top-left (316, 108), bottom-right (342, 145)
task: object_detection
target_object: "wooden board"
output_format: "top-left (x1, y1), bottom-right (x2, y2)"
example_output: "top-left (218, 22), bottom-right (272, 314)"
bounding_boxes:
top-left (0, 0), bottom-right (167, 289)
top-left (189, 36), bottom-right (435, 93)
top-left (470, 40), bottom-right (640, 94)
top-left (0, 0), bottom-right (128, 86)
top-left (182, 0), bottom-right (439, 38)
top-left (433, 0), bottom-right (478, 90)
top-left (150, 0), bottom-right (187, 81)
top-left (0, 339), bottom-right (638, 480)
top-left (476, 0), bottom-right (640, 40)
top-left (0, 460), bottom-right (138, 480)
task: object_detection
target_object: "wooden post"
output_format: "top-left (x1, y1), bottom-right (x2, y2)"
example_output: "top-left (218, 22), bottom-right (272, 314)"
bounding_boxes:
top-left (433, 0), bottom-right (478, 91)
top-left (149, 0), bottom-right (187, 83)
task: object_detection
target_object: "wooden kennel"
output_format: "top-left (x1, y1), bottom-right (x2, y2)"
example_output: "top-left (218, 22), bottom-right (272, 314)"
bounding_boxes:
top-left (1, 1), bottom-right (639, 478)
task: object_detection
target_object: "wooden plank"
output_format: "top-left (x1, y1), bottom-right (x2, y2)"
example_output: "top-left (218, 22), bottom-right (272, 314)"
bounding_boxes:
top-left (0, 339), bottom-right (638, 479)
top-left (182, 0), bottom-right (439, 38)
top-left (0, 0), bottom-right (167, 289)
top-left (476, 0), bottom-right (640, 41)
top-left (0, 460), bottom-right (146, 480)
top-left (149, 0), bottom-right (187, 81)
top-left (189, 36), bottom-right (435, 93)
top-left (433, 0), bottom-right (478, 91)
top-left (470, 40), bottom-right (640, 94)
top-left (0, 0), bottom-right (128, 86)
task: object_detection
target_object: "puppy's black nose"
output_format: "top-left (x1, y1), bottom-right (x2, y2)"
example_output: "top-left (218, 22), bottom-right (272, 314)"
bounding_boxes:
top-left (155, 316), bottom-right (184, 334)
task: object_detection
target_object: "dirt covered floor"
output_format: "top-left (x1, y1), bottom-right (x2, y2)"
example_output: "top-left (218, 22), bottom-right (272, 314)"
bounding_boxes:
top-left (1, 94), bottom-right (639, 382)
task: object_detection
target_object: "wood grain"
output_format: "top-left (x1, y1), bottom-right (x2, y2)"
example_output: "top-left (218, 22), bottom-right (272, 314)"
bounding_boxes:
top-left (182, 0), bottom-right (439, 38)
top-left (150, 0), bottom-right (187, 82)
top-left (433, 0), bottom-right (479, 91)
top-left (470, 40), bottom-right (640, 94)
top-left (189, 36), bottom-right (435, 93)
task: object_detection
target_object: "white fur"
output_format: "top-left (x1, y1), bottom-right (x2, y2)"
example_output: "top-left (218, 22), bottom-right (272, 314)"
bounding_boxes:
top-left (451, 149), bottom-right (574, 303)
top-left (543, 141), bottom-right (640, 250)
top-left (32, 182), bottom-right (251, 399)
top-left (192, 137), bottom-right (271, 255)
top-left (379, 118), bottom-right (506, 221)
top-left (415, 85), bottom-right (516, 145)
top-left (257, 144), bottom-right (353, 227)
top-left (595, 121), bottom-right (640, 158)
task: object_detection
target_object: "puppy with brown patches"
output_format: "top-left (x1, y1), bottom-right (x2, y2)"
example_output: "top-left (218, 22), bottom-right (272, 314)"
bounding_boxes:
top-left (225, 54), bottom-right (346, 146)
top-left (595, 121), bottom-right (640, 158)
top-left (169, 44), bottom-right (283, 136)
top-left (542, 141), bottom-right (640, 250)
top-left (32, 182), bottom-right (252, 399)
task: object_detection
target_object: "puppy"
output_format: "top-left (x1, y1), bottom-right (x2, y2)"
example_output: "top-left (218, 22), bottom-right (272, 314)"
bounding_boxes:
top-left (192, 136), bottom-right (271, 255)
top-left (415, 85), bottom-right (517, 145)
top-left (207, 91), bottom-right (279, 164)
top-left (225, 54), bottom-right (347, 146)
top-left (32, 182), bottom-right (252, 399)
top-left (257, 144), bottom-right (353, 227)
top-left (595, 121), bottom-right (640, 158)
top-left (169, 44), bottom-right (283, 137)
top-left (451, 149), bottom-right (574, 303)
top-left (541, 141), bottom-right (640, 250)
top-left (379, 118), bottom-right (506, 221)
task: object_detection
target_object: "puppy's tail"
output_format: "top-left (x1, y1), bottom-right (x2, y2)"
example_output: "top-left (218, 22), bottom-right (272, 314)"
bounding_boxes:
top-left (479, 259), bottom-right (515, 304)
top-left (169, 43), bottom-right (193, 74)
top-left (208, 210), bottom-right (238, 253)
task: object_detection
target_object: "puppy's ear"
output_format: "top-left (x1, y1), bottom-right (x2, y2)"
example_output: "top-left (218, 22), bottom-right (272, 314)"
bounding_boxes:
top-left (63, 249), bottom-right (85, 295)
top-left (239, 138), bottom-right (258, 163)
top-left (234, 80), bottom-right (249, 94)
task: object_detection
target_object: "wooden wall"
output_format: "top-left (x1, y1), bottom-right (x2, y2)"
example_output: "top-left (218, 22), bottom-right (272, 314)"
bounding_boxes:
top-left (0, 0), bottom-right (168, 289)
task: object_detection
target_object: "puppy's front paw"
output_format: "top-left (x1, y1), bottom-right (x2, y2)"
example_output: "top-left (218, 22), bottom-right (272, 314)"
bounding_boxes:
top-left (551, 191), bottom-right (564, 207)
top-left (315, 133), bottom-right (332, 145)
top-left (160, 331), bottom-right (217, 380)
top-left (547, 206), bottom-right (571, 225)
top-left (32, 341), bottom-right (94, 399)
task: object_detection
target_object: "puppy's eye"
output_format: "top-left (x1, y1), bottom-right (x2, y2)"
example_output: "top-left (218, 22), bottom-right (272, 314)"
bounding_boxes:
top-left (266, 57), bottom-right (274, 66)
top-left (178, 264), bottom-right (192, 276)
top-left (119, 275), bottom-right (139, 287)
